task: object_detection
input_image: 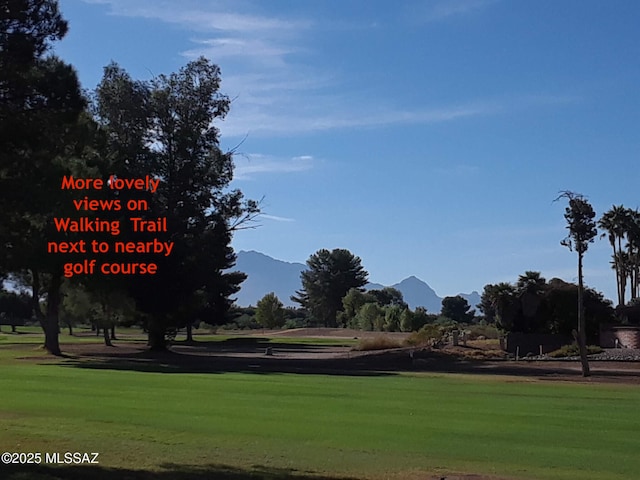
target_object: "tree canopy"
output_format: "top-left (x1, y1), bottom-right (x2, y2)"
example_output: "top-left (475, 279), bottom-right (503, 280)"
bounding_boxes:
top-left (255, 292), bottom-right (285, 329)
top-left (93, 58), bottom-right (257, 350)
top-left (440, 295), bottom-right (475, 323)
top-left (292, 249), bottom-right (368, 327)
top-left (0, 0), bottom-right (87, 354)
top-left (0, 1), bottom-right (257, 353)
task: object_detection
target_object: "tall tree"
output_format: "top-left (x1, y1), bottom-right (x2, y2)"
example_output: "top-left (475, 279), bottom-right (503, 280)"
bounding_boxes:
top-left (255, 292), bottom-right (285, 329)
top-left (368, 287), bottom-right (407, 308)
top-left (440, 295), bottom-right (475, 323)
top-left (0, 0), bottom-right (88, 355)
top-left (622, 209), bottom-right (640, 302)
top-left (598, 205), bottom-right (629, 306)
top-left (292, 248), bottom-right (368, 327)
top-left (339, 287), bottom-right (375, 328)
top-left (94, 58), bottom-right (258, 350)
top-left (516, 271), bottom-right (546, 331)
top-left (556, 191), bottom-right (598, 377)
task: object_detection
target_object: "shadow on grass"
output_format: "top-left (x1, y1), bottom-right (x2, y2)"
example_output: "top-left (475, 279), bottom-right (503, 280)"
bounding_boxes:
top-left (55, 354), bottom-right (403, 377)
top-left (51, 339), bottom-right (404, 377)
top-left (0, 462), bottom-right (359, 480)
top-left (33, 337), bottom-right (640, 382)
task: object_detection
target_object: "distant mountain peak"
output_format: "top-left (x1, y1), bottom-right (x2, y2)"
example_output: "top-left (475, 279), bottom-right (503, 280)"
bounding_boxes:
top-left (232, 250), bottom-right (480, 312)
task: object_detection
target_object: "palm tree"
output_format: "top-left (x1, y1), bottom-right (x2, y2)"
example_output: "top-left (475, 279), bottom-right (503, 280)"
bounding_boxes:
top-left (516, 271), bottom-right (546, 328)
top-left (623, 209), bottom-right (640, 301)
top-left (611, 251), bottom-right (629, 306)
top-left (599, 205), bottom-right (629, 306)
top-left (516, 271), bottom-right (546, 293)
top-left (487, 282), bottom-right (518, 332)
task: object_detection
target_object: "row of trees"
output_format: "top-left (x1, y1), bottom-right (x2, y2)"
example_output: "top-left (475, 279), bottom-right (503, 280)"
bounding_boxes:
top-left (479, 271), bottom-right (614, 342)
top-left (0, 1), bottom-right (257, 353)
top-left (599, 205), bottom-right (640, 307)
top-left (283, 248), bottom-right (476, 332)
top-left (253, 287), bottom-right (475, 333)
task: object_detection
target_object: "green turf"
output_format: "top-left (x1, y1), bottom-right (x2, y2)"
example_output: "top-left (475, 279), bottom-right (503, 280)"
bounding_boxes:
top-left (0, 328), bottom-right (356, 347)
top-left (0, 343), bottom-right (639, 480)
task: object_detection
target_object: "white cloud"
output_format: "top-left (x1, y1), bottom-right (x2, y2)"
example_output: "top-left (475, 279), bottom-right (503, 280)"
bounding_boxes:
top-left (183, 38), bottom-right (298, 66)
top-left (84, 0), bottom-right (577, 139)
top-left (220, 102), bottom-right (501, 138)
top-left (233, 153), bottom-right (314, 180)
top-left (83, 0), bottom-right (308, 66)
top-left (261, 214), bottom-right (295, 223)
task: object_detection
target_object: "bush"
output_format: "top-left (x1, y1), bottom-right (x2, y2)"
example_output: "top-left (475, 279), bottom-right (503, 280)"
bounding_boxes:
top-left (466, 324), bottom-right (500, 340)
top-left (352, 336), bottom-right (403, 351)
top-left (283, 318), bottom-right (307, 329)
top-left (547, 344), bottom-right (603, 358)
top-left (220, 314), bottom-right (260, 330)
top-left (405, 324), bottom-right (444, 347)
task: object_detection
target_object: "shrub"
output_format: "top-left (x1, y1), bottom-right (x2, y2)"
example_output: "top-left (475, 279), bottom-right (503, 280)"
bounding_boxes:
top-left (405, 324), bottom-right (444, 347)
top-left (283, 318), bottom-right (307, 329)
top-left (352, 336), bottom-right (403, 351)
top-left (547, 344), bottom-right (603, 358)
top-left (466, 324), bottom-right (500, 340)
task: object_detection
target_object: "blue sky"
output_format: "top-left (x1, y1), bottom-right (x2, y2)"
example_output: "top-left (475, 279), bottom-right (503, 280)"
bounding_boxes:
top-left (54, 0), bottom-right (640, 302)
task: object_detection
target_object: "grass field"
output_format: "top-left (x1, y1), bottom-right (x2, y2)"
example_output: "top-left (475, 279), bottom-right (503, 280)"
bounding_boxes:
top-left (1, 331), bottom-right (639, 480)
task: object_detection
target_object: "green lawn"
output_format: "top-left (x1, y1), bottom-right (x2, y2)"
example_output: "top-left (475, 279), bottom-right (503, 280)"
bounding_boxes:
top-left (0, 327), bottom-right (357, 347)
top-left (0, 340), bottom-right (639, 480)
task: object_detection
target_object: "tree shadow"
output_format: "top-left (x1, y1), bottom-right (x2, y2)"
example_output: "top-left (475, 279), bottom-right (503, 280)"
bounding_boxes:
top-left (0, 462), bottom-right (360, 480)
top-left (52, 340), bottom-right (405, 377)
top-left (36, 339), bottom-right (640, 383)
top-left (412, 352), bottom-right (640, 381)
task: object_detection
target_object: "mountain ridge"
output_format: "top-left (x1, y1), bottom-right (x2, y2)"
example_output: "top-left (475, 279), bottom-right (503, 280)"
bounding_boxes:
top-left (233, 250), bottom-right (480, 312)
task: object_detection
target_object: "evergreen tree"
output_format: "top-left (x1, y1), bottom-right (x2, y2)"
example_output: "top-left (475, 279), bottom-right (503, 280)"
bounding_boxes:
top-left (0, 0), bottom-right (88, 354)
top-left (293, 249), bottom-right (368, 327)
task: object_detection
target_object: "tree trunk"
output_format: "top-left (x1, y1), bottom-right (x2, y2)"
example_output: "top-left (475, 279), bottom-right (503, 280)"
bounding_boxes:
top-left (30, 268), bottom-right (43, 320)
top-left (110, 325), bottom-right (116, 340)
top-left (576, 253), bottom-right (590, 377)
top-left (148, 321), bottom-right (167, 351)
top-left (100, 303), bottom-right (113, 346)
top-left (67, 322), bottom-right (73, 336)
top-left (42, 273), bottom-right (63, 356)
top-left (103, 324), bottom-right (113, 346)
top-left (186, 322), bottom-right (193, 343)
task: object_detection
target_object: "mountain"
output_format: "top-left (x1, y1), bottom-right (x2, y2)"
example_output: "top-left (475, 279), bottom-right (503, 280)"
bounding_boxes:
top-left (459, 291), bottom-right (482, 312)
top-left (233, 250), bottom-right (305, 307)
top-left (389, 276), bottom-right (442, 312)
top-left (232, 250), bottom-right (481, 312)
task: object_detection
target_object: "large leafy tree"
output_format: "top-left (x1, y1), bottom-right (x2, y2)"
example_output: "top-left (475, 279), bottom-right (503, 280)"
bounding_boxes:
top-left (292, 248), bottom-right (368, 327)
top-left (255, 292), bottom-right (285, 329)
top-left (0, 0), bottom-right (89, 355)
top-left (440, 295), bottom-right (475, 323)
top-left (93, 58), bottom-right (257, 350)
top-left (556, 191), bottom-right (598, 377)
top-left (339, 287), bottom-right (375, 328)
top-left (543, 278), bottom-right (613, 341)
top-left (368, 287), bottom-right (407, 308)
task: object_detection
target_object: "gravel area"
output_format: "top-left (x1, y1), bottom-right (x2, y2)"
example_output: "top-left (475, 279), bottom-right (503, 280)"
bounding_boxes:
top-left (523, 348), bottom-right (640, 362)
